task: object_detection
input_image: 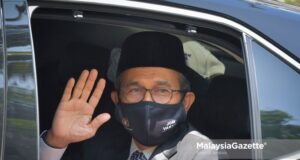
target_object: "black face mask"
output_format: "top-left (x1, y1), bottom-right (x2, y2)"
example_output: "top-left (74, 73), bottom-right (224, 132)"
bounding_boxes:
top-left (115, 101), bottom-right (187, 146)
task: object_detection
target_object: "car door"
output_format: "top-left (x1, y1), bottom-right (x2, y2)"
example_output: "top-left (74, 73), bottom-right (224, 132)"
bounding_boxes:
top-left (0, 0), bottom-right (39, 160)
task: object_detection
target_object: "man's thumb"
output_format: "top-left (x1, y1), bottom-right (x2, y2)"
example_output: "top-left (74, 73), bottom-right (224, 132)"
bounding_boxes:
top-left (90, 113), bottom-right (111, 130)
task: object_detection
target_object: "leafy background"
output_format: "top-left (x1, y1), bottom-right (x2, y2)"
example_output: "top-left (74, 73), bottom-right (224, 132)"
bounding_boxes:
top-left (272, 0), bottom-right (300, 7)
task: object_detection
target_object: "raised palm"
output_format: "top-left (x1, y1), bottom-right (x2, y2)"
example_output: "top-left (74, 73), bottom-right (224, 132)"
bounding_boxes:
top-left (47, 69), bottom-right (110, 148)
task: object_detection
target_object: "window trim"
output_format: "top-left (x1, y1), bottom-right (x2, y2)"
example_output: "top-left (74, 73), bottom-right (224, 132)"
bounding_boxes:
top-left (27, 4), bottom-right (41, 160)
top-left (37, 0), bottom-right (300, 71)
top-left (242, 33), bottom-right (263, 160)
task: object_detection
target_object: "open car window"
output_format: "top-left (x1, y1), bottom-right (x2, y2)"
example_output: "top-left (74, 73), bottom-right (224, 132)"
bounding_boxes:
top-left (31, 4), bottom-right (251, 159)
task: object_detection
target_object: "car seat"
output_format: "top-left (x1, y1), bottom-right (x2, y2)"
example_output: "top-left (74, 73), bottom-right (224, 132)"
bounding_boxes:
top-left (191, 75), bottom-right (250, 139)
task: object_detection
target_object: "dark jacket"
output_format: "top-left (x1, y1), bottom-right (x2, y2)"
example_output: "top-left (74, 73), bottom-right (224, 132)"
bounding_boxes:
top-left (62, 119), bottom-right (217, 160)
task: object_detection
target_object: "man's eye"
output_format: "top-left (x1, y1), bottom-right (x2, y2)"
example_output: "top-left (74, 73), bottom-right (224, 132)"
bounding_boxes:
top-left (157, 88), bottom-right (171, 95)
top-left (159, 88), bottom-right (168, 92)
top-left (128, 88), bottom-right (141, 93)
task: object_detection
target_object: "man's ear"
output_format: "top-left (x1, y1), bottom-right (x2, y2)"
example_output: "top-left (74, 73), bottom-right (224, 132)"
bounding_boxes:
top-left (111, 91), bottom-right (119, 104)
top-left (182, 92), bottom-right (195, 112)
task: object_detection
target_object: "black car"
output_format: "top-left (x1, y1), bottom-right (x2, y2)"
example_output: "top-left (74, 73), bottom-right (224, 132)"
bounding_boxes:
top-left (0, 0), bottom-right (299, 159)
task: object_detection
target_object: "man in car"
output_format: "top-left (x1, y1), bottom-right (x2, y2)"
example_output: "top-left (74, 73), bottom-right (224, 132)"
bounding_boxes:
top-left (40, 31), bottom-right (217, 160)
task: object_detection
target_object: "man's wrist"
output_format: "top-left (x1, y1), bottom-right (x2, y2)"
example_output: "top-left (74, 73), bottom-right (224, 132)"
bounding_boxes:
top-left (43, 130), bottom-right (69, 149)
top-left (40, 130), bottom-right (67, 160)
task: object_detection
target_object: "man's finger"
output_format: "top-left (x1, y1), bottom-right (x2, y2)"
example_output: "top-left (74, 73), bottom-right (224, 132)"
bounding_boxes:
top-left (81, 69), bottom-right (98, 101)
top-left (88, 78), bottom-right (106, 108)
top-left (89, 113), bottom-right (111, 130)
top-left (72, 70), bottom-right (89, 98)
top-left (61, 78), bottom-right (75, 102)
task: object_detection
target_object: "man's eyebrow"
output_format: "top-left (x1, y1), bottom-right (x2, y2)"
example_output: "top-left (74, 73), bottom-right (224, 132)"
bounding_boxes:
top-left (123, 81), bottom-right (139, 87)
top-left (155, 80), bottom-right (171, 87)
top-left (122, 80), bottom-right (172, 87)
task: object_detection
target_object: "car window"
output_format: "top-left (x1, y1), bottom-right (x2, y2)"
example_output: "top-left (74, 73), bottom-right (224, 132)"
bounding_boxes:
top-left (251, 40), bottom-right (300, 159)
top-left (32, 6), bottom-right (250, 159)
top-left (181, 35), bottom-right (251, 141)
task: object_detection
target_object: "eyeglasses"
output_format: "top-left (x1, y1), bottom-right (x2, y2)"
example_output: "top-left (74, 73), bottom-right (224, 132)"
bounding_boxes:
top-left (119, 85), bottom-right (187, 104)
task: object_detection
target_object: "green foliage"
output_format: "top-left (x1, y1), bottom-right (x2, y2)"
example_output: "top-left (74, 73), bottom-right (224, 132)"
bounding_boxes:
top-left (261, 110), bottom-right (300, 139)
top-left (285, 0), bottom-right (300, 7)
top-left (261, 110), bottom-right (292, 125)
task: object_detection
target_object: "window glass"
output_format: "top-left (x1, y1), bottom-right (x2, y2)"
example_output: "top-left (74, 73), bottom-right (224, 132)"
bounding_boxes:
top-left (251, 40), bottom-right (300, 158)
top-left (32, 11), bottom-right (248, 158)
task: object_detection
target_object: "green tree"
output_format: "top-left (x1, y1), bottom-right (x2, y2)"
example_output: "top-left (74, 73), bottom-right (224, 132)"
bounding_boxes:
top-left (285, 0), bottom-right (300, 7)
top-left (261, 110), bottom-right (300, 139)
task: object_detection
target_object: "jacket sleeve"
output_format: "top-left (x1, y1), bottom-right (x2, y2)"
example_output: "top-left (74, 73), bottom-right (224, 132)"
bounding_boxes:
top-left (40, 130), bottom-right (67, 160)
top-left (193, 147), bottom-right (218, 160)
top-left (175, 131), bottom-right (218, 160)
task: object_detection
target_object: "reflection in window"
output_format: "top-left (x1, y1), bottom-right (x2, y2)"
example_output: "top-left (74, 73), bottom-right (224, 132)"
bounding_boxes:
top-left (261, 110), bottom-right (300, 139)
top-left (251, 41), bottom-right (300, 139)
top-left (3, 1), bottom-right (38, 160)
top-left (251, 40), bottom-right (300, 159)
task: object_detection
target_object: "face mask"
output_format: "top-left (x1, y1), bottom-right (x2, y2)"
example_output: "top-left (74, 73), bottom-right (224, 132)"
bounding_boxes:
top-left (115, 101), bottom-right (187, 146)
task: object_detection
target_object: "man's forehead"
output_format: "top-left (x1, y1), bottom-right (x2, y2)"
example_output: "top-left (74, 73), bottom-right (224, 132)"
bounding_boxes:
top-left (121, 67), bottom-right (180, 74)
top-left (119, 67), bottom-right (181, 86)
top-left (123, 80), bottom-right (172, 87)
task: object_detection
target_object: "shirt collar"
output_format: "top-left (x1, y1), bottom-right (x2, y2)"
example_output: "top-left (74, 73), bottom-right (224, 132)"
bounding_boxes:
top-left (128, 139), bottom-right (157, 160)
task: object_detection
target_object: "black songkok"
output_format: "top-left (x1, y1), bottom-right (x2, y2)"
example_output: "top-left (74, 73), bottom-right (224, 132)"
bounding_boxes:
top-left (117, 31), bottom-right (187, 76)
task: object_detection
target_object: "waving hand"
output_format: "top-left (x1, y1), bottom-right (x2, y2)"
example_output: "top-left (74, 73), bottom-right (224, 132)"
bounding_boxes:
top-left (46, 69), bottom-right (110, 148)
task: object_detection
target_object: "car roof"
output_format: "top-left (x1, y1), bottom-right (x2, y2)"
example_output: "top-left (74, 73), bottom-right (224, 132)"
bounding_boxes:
top-left (151, 0), bottom-right (300, 59)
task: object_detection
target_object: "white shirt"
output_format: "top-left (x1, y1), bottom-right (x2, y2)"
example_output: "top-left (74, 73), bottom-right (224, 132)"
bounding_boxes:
top-left (39, 130), bottom-right (67, 160)
top-left (40, 132), bottom-right (155, 160)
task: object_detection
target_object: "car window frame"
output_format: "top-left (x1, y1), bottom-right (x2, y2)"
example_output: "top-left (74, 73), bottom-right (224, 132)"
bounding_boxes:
top-left (29, 1), bottom-right (300, 160)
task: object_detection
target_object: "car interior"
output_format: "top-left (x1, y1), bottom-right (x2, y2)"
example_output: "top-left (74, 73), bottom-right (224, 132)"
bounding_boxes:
top-left (31, 6), bottom-right (251, 159)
